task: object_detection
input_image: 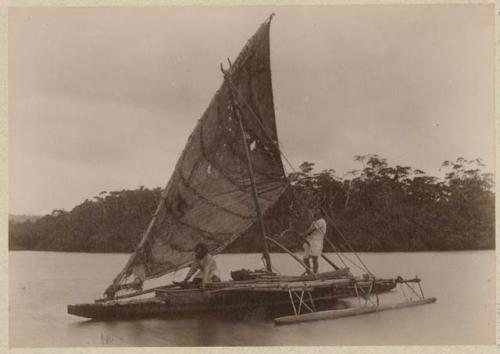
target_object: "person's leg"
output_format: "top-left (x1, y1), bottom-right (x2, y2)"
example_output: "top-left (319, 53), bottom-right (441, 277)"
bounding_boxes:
top-left (189, 270), bottom-right (202, 283)
top-left (312, 256), bottom-right (319, 273)
top-left (303, 242), bottom-right (312, 274)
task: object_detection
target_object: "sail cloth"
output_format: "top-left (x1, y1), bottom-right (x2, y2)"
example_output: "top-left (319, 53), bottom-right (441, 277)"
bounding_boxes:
top-left (120, 16), bottom-right (287, 282)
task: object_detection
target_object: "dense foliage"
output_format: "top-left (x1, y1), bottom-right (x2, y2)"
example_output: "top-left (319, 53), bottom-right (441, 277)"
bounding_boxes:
top-left (9, 187), bottom-right (160, 252)
top-left (9, 156), bottom-right (494, 253)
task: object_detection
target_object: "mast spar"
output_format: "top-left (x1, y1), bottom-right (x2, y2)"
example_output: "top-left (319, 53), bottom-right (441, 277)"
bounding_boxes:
top-left (221, 12), bottom-right (277, 273)
top-left (224, 69), bottom-right (273, 272)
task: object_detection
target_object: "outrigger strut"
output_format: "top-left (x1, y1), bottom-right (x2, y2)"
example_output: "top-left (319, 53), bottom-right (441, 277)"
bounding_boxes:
top-left (396, 276), bottom-right (426, 302)
top-left (353, 278), bottom-right (378, 307)
top-left (275, 276), bottom-right (436, 325)
top-left (287, 288), bottom-right (316, 316)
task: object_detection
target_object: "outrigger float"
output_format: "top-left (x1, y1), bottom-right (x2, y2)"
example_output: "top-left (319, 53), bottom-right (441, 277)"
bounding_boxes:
top-left (68, 14), bottom-right (436, 323)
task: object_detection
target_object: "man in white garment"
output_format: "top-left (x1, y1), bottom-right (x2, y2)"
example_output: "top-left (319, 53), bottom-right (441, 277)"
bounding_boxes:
top-left (183, 242), bottom-right (221, 289)
top-left (301, 209), bottom-right (327, 274)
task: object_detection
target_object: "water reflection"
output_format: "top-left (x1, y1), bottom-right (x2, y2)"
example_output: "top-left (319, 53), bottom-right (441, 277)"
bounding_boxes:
top-left (10, 251), bottom-right (496, 346)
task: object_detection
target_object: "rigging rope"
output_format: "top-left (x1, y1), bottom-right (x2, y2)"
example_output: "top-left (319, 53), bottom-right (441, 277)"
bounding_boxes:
top-left (324, 237), bottom-right (366, 273)
top-left (225, 78), bottom-right (297, 175)
top-left (224, 69), bottom-right (377, 279)
top-left (320, 208), bottom-right (374, 278)
top-left (322, 209), bottom-right (375, 278)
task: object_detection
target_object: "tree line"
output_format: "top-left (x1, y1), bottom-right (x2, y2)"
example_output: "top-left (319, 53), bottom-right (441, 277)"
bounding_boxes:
top-left (9, 156), bottom-right (494, 253)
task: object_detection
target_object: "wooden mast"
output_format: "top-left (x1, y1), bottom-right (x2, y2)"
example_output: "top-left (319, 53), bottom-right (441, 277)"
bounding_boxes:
top-left (232, 88), bottom-right (273, 272)
top-left (221, 53), bottom-right (273, 271)
top-left (219, 13), bottom-right (277, 273)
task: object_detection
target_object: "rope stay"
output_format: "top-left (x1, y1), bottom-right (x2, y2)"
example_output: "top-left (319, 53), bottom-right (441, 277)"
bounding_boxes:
top-left (221, 60), bottom-right (435, 321)
top-left (225, 68), bottom-right (376, 280)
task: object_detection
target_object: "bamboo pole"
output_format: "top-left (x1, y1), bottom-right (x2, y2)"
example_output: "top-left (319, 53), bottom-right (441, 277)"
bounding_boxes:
top-left (107, 197), bottom-right (166, 290)
top-left (277, 228), bottom-right (341, 271)
top-left (265, 236), bottom-right (317, 278)
top-left (321, 254), bottom-right (340, 270)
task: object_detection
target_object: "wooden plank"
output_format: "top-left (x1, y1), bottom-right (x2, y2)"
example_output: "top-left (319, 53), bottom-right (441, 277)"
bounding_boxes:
top-left (274, 297), bottom-right (437, 324)
top-left (250, 269), bottom-right (349, 282)
top-left (156, 273), bottom-right (358, 293)
top-left (95, 284), bottom-right (179, 303)
top-left (101, 270), bottom-right (356, 302)
top-left (99, 272), bottom-right (390, 303)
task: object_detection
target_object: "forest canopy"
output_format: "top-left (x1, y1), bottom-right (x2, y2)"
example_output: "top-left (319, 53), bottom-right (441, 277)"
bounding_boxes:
top-left (9, 156), bottom-right (494, 253)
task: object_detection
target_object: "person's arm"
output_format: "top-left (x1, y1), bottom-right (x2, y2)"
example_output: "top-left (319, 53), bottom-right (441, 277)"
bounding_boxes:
top-left (319, 219), bottom-right (327, 235)
top-left (302, 221), bottom-right (316, 238)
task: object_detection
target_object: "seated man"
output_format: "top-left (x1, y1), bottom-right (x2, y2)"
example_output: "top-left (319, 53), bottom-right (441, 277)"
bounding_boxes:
top-left (183, 242), bottom-right (221, 288)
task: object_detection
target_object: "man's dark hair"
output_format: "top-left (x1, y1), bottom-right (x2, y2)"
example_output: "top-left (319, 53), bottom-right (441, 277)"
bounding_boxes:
top-left (194, 242), bottom-right (208, 259)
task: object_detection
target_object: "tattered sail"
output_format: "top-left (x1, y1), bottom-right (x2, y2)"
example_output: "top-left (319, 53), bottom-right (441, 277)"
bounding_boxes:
top-left (111, 15), bottom-right (287, 287)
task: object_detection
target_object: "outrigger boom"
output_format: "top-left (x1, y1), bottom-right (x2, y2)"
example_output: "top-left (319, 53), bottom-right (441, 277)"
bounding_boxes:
top-left (274, 276), bottom-right (436, 325)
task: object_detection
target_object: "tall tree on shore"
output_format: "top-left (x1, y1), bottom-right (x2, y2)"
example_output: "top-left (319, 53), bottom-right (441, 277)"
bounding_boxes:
top-left (9, 157), bottom-right (494, 253)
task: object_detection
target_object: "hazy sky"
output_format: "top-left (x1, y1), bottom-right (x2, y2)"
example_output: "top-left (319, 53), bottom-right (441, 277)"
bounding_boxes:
top-left (9, 5), bottom-right (495, 215)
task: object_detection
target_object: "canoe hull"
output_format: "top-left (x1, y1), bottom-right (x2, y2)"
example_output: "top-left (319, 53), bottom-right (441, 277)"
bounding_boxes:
top-left (68, 278), bottom-right (397, 320)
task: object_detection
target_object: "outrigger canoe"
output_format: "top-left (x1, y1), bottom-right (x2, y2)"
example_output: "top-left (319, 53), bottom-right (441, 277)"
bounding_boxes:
top-left (68, 14), bottom-right (435, 323)
top-left (68, 270), bottom-right (403, 319)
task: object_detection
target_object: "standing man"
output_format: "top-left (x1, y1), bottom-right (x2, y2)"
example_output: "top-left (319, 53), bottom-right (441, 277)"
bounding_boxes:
top-left (183, 242), bottom-right (221, 288)
top-left (301, 209), bottom-right (327, 274)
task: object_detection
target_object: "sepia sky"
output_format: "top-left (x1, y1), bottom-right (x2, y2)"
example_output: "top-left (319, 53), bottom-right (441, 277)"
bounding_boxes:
top-left (9, 5), bottom-right (495, 215)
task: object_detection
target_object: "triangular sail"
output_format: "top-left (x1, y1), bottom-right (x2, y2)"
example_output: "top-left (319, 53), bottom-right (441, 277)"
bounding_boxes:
top-left (113, 15), bottom-right (287, 285)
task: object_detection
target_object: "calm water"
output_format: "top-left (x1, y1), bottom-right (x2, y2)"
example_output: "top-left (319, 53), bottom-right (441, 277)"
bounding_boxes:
top-left (9, 250), bottom-right (495, 346)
